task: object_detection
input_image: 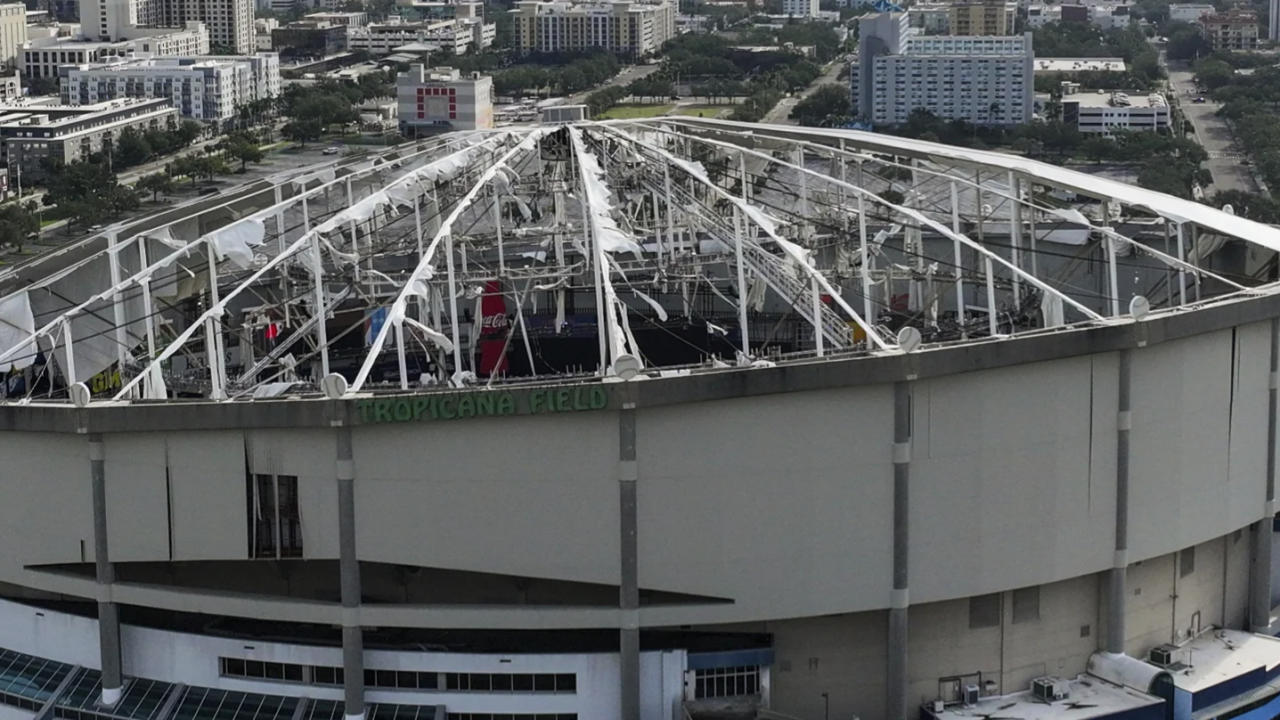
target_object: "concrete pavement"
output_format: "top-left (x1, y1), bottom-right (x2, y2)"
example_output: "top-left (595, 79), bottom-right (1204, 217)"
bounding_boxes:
top-left (1166, 61), bottom-right (1257, 194)
top-left (761, 57), bottom-right (847, 125)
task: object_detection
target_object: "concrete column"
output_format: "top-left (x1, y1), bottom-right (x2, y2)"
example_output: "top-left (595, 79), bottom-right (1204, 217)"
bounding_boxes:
top-left (1251, 319), bottom-right (1279, 631)
top-left (887, 382), bottom-right (911, 720)
top-left (1106, 349), bottom-right (1132, 654)
top-left (336, 427), bottom-right (365, 720)
top-left (89, 433), bottom-right (123, 706)
top-left (618, 395), bottom-right (640, 720)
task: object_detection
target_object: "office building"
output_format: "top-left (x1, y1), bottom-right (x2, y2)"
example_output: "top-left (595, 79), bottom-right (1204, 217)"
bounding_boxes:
top-left (396, 63), bottom-right (491, 133)
top-left (0, 96), bottom-right (176, 170)
top-left (22, 23), bottom-right (210, 80)
top-left (1062, 90), bottom-right (1170, 133)
top-left (271, 20), bottom-right (347, 58)
top-left (1200, 8), bottom-right (1259, 50)
top-left (347, 18), bottom-right (492, 55)
top-left (139, 0), bottom-right (255, 55)
top-left (781, 0), bottom-right (819, 18)
top-left (1168, 2), bottom-right (1213, 22)
top-left (61, 53), bottom-right (280, 122)
top-left (511, 0), bottom-right (676, 57)
top-left (851, 11), bottom-right (1033, 126)
top-left (304, 10), bottom-right (367, 26)
top-left (948, 0), bottom-right (1016, 35)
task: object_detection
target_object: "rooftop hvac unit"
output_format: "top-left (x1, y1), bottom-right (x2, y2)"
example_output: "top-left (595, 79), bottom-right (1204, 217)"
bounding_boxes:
top-left (1031, 676), bottom-right (1070, 702)
top-left (1149, 644), bottom-right (1178, 667)
top-left (963, 684), bottom-right (980, 705)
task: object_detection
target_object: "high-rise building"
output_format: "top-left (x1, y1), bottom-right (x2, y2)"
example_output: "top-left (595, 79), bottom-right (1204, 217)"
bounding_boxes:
top-left (851, 11), bottom-right (1033, 126)
top-left (782, 0), bottom-right (819, 18)
top-left (396, 64), bottom-right (492, 133)
top-left (948, 0), bottom-right (1015, 35)
top-left (0, 3), bottom-right (24, 65)
top-left (511, 0), bottom-right (675, 57)
top-left (139, 0), bottom-right (255, 54)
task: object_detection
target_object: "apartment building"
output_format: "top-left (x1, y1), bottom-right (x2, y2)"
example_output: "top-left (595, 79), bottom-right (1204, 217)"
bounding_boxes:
top-left (948, 0), bottom-right (1016, 35)
top-left (851, 12), bottom-right (1033, 126)
top-left (1200, 8), bottom-right (1259, 50)
top-left (511, 0), bottom-right (676, 57)
top-left (0, 97), bottom-right (177, 171)
top-left (396, 63), bottom-right (491, 133)
top-left (60, 53), bottom-right (280, 122)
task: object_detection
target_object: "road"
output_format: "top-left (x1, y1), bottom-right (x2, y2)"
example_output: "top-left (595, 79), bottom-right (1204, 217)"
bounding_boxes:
top-left (761, 57), bottom-right (846, 125)
top-left (1166, 60), bottom-right (1257, 195)
top-left (566, 63), bottom-right (663, 105)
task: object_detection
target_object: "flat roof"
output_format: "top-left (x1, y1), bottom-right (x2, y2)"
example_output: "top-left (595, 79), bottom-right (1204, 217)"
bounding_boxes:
top-left (1036, 57), bottom-right (1126, 72)
top-left (1067, 91), bottom-right (1167, 108)
top-left (927, 675), bottom-right (1163, 720)
top-left (1165, 629), bottom-right (1280, 694)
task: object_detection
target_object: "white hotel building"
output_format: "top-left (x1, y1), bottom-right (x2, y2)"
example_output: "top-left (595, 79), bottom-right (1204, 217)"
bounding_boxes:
top-left (60, 53), bottom-right (281, 123)
top-left (851, 11), bottom-right (1033, 126)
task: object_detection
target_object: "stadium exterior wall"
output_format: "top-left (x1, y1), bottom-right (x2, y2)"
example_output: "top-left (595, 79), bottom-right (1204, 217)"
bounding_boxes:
top-left (0, 289), bottom-right (1276, 719)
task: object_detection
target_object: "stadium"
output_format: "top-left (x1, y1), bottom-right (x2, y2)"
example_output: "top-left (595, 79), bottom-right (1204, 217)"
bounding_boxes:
top-left (0, 118), bottom-right (1279, 720)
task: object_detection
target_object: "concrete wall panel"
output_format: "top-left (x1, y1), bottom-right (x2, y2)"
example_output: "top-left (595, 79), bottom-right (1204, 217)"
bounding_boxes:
top-left (166, 430), bottom-right (248, 561)
top-left (104, 433), bottom-right (169, 562)
top-left (352, 413), bottom-right (619, 584)
top-left (637, 385), bottom-right (895, 618)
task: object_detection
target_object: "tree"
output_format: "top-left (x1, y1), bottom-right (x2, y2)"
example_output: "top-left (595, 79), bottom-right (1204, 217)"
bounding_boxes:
top-left (0, 203), bottom-right (38, 252)
top-left (283, 118), bottom-right (324, 147)
top-left (1167, 21), bottom-right (1212, 61)
top-left (112, 128), bottom-right (153, 168)
top-left (42, 161), bottom-right (138, 228)
top-left (1081, 135), bottom-right (1113, 162)
top-left (135, 173), bottom-right (176, 202)
top-left (789, 84), bottom-right (852, 127)
top-left (220, 133), bottom-right (265, 171)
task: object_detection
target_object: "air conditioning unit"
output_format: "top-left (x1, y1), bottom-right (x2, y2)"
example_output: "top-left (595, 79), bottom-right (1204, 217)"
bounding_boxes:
top-left (1031, 676), bottom-right (1070, 702)
top-left (1150, 645), bottom-right (1177, 667)
top-left (963, 684), bottom-right (980, 705)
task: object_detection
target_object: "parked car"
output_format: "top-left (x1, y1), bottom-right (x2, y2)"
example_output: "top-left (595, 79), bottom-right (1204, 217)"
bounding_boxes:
top-left (322, 147), bottom-right (340, 156)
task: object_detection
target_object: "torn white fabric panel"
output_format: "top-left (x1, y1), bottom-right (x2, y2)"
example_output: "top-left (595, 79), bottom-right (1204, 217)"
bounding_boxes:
top-left (0, 291), bottom-right (36, 372)
top-left (251, 382), bottom-right (296, 398)
top-left (209, 218), bottom-right (266, 269)
top-left (146, 225), bottom-right (186, 251)
top-left (403, 316), bottom-right (455, 352)
top-left (631, 288), bottom-right (668, 322)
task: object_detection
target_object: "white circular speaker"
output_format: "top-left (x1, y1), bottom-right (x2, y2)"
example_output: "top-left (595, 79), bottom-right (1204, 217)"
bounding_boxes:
top-left (612, 354), bottom-right (643, 380)
top-left (1129, 295), bottom-right (1151, 320)
top-left (69, 382), bottom-right (91, 408)
top-left (320, 373), bottom-right (349, 399)
top-left (896, 326), bottom-right (922, 353)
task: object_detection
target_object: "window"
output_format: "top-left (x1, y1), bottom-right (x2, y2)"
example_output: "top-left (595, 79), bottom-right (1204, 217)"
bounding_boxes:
top-left (969, 593), bottom-right (1001, 629)
top-left (247, 474), bottom-right (302, 559)
top-left (1012, 587), bottom-right (1040, 624)
top-left (693, 666), bottom-right (760, 699)
top-left (1181, 546), bottom-right (1195, 577)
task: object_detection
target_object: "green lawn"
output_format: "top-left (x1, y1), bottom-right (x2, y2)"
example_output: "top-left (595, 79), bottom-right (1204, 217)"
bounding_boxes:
top-left (671, 105), bottom-right (732, 118)
top-left (599, 104), bottom-right (674, 119)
